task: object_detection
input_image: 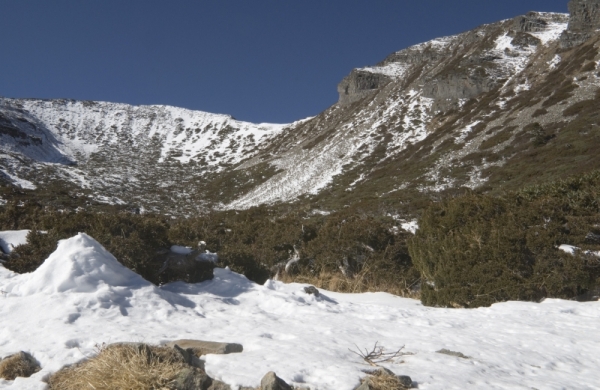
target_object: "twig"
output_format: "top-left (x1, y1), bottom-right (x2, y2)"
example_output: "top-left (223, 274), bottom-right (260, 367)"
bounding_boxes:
top-left (349, 342), bottom-right (406, 366)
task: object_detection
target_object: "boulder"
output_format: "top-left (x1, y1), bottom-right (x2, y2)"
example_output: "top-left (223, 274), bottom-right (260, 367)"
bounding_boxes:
top-left (260, 371), bottom-right (293, 390)
top-left (156, 249), bottom-right (215, 285)
top-left (0, 351), bottom-right (41, 380)
top-left (164, 340), bottom-right (243, 356)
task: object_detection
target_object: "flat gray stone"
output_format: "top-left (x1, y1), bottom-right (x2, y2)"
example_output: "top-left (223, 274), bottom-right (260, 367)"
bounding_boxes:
top-left (164, 340), bottom-right (243, 356)
top-left (436, 348), bottom-right (470, 359)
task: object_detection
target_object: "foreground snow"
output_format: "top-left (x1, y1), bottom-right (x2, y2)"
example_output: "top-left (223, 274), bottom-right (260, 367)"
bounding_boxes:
top-left (0, 234), bottom-right (598, 389)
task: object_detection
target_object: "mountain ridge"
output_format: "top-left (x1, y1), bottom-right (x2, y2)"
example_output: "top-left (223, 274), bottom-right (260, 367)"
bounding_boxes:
top-left (1, 1), bottom-right (600, 216)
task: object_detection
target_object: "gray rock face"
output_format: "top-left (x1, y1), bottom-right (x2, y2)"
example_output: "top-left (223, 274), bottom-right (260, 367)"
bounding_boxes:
top-left (338, 70), bottom-right (391, 105)
top-left (422, 70), bottom-right (498, 112)
top-left (164, 340), bottom-right (244, 356)
top-left (561, 0), bottom-right (600, 47)
top-left (513, 12), bottom-right (549, 32)
top-left (568, 0), bottom-right (600, 31)
top-left (260, 371), bottom-right (293, 390)
top-left (510, 32), bottom-right (541, 48)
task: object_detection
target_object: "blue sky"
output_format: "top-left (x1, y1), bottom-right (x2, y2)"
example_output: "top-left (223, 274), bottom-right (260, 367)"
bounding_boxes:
top-left (0, 1), bottom-right (568, 123)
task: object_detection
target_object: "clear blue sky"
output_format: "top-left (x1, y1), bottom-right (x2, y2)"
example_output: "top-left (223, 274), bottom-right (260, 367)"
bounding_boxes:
top-left (0, 1), bottom-right (568, 123)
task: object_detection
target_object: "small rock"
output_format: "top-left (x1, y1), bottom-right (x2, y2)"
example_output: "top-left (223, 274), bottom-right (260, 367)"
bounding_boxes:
top-left (170, 367), bottom-right (212, 390)
top-left (0, 351), bottom-right (41, 380)
top-left (397, 375), bottom-right (413, 388)
top-left (208, 379), bottom-right (232, 390)
top-left (303, 286), bottom-right (320, 297)
top-left (436, 348), bottom-right (470, 359)
top-left (164, 340), bottom-right (243, 356)
top-left (260, 371), bottom-right (293, 390)
top-left (354, 380), bottom-right (371, 390)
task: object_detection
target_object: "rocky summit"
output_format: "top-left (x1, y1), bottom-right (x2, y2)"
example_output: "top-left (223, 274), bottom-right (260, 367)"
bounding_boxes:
top-left (1, 0), bottom-right (600, 215)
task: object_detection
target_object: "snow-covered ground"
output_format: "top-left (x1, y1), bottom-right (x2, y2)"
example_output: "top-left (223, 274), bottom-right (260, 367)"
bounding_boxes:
top-left (0, 230), bottom-right (30, 254)
top-left (0, 233), bottom-right (599, 390)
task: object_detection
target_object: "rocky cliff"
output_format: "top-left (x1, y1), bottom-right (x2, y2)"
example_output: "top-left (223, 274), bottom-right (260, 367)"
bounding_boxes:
top-left (561, 0), bottom-right (600, 47)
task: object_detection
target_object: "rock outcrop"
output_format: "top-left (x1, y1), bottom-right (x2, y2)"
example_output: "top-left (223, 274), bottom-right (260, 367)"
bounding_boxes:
top-left (338, 70), bottom-right (391, 105)
top-left (561, 0), bottom-right (600, 47)
top-left (568, 0), bottom-right (600, 31)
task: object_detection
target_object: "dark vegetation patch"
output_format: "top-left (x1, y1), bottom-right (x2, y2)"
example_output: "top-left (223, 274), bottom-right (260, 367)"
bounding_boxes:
top-left (409, 170), bottom-right (600, 308)
top-left (479, 127), bottom-right (515, 150)
top-left (0, 192), bottom-right (419, 296)
top-left (531, 108), bottom-right (548, 118)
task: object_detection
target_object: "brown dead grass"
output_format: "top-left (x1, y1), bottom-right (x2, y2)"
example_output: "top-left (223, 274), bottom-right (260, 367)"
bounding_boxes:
top-left (364, 370), bottom-right (410, 390)
top-left (48, 344), bottom-right (190, 390)
top-left (281, 269), bottom-right (420, 299)
top-left (0, 353), bottom-right (40, 380)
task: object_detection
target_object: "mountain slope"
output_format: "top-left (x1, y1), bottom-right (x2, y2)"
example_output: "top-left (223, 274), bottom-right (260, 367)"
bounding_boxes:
top-left (0, 98), bottom-right (287, 213)
top-left (2, 1), bottom-right (600, 215)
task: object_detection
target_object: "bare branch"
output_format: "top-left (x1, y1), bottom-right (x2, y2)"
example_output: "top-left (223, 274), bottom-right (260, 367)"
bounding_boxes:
top-left (349, 342), bottom-right (407, 366)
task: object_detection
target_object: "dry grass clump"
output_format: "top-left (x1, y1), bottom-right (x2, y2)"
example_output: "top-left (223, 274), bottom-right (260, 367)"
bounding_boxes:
top-left (48, 343), bottom-right (190, 390)
top-left (363, 369), bottom-right (410, 390)
top-left (0, 352), bottom-right (40, 380)
top-left (281, 270), bottom-right (420, 299)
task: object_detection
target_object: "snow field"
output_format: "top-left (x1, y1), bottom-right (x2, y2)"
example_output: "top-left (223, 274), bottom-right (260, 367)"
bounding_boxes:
top-left (0, 233), bottom-right (598, 389)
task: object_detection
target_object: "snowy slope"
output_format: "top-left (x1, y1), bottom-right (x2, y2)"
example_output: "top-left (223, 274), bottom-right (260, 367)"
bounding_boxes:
top-left (0, 98), bottom-right (288, 213)
top-left (14, 99), bottom-right (285, 166)
top-left (1, 233), bottom-right (599, 389)
top-left (226, 13), bottom-right (578, 208)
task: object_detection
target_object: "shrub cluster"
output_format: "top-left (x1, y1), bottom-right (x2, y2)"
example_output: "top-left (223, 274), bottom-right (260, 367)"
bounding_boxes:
top-left (3, 210), bottom-right (170, 285)
top-left (0, 201), bottom-right (418, 295)
top-left (409, 171), bottom-right (600, 307)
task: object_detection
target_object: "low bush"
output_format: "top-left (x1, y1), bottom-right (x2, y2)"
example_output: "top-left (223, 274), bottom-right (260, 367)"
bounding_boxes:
top-left (409, 171), bottom-right (600, 307)
top-left (5, 211), bottom-right (170, 285)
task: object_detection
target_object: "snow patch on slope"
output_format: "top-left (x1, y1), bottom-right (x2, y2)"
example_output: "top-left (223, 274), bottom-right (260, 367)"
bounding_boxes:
top-left (18, 100), bottom-right (286, 169)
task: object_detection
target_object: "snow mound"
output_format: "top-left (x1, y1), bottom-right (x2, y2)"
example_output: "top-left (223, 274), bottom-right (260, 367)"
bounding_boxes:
top-left (0, 230), bottom-right (30, 254)
top-left (8, 233), bottom-right (151, 296)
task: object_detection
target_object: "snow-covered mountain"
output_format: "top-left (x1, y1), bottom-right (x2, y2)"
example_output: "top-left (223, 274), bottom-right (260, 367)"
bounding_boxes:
top-left (2, 1), bottom-right (600, 214)
top-left (0, 98), bottom-right (287, 213)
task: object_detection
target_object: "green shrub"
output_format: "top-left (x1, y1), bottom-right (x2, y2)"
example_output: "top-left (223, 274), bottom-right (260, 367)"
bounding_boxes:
top-left (5, 212), bottom-right (171, 285)
top-left (409, 172), bottom-right (600, 308)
